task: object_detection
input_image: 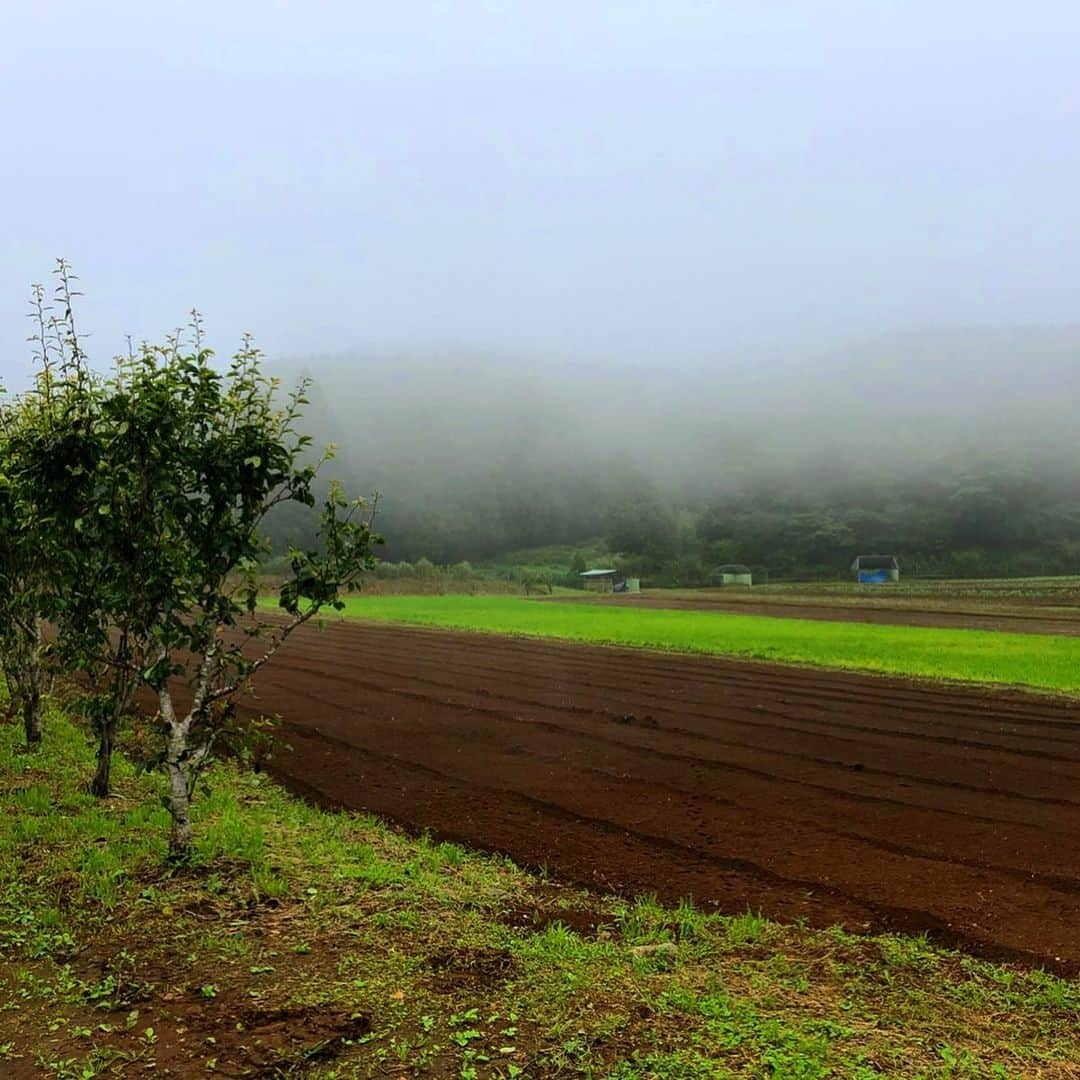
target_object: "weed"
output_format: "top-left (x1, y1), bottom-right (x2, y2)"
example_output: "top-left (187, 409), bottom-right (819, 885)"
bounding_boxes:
top-left (722, 910), bottom-right (771, 946)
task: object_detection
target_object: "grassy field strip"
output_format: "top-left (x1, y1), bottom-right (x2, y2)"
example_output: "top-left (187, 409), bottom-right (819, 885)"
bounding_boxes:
top-left (302, 595), bottom-right (1080, 694)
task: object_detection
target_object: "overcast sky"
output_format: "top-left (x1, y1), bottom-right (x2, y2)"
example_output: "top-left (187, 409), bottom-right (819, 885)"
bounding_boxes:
top-left (3, 2), bottom-right (1079, 386)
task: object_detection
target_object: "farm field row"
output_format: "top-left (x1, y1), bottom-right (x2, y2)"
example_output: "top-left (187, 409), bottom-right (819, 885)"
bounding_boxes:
top-left (752, 575), bottom-right (1080, 605)
top-left (553, 586), bottom-right (1080, 635)
top-left (240, 619), bottom-right (1080, 971)
top-left (295, 594), bottom-right (1080, 695)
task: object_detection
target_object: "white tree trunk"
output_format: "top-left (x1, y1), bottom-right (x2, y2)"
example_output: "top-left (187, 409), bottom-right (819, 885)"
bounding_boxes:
top-left (159, 687), bottom-right (196, 857)
top-left (165, 751), bottom-right (193, 855)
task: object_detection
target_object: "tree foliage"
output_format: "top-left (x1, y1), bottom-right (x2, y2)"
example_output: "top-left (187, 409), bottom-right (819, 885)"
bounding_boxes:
top-left (3, 264), bottom-right (379, 854)
top-left (0, 393), bottom-right (53, 748)
top-left (0, 273), bottom-right (93, 749)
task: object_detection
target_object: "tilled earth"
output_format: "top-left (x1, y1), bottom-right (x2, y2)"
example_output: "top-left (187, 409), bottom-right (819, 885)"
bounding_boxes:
top-left (242, 620), bottom-right (1080, 971)
top-left (545, 591), bottom-right (1080, 634)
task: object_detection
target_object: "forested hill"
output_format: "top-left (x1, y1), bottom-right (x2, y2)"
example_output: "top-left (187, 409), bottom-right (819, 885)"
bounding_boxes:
top-left (266, 328), bottom-right (1080, 581)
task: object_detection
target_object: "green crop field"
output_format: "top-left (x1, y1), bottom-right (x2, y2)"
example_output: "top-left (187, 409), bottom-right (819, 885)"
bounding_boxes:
top-left (296, 594), bottom-right (1080, 694)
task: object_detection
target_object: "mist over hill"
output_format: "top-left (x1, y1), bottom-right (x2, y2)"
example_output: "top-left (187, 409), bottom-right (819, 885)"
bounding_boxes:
top-left (267, 327), bottom-right (1080, 579)
top-left (7, 0), bottom-right (1080, 584)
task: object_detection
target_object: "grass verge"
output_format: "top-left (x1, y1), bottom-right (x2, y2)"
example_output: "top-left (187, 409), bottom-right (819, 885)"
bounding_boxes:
top-left (285, 594), bottom-right (1080, 696)
top-left (3, 707), bottom-right (1080, 1077)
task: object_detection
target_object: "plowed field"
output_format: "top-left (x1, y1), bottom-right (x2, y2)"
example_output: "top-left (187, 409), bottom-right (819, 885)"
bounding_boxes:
top-left (548, 591), bottom-right (1080, 635)
top-left (241, 620), bottom-right (1080, 971)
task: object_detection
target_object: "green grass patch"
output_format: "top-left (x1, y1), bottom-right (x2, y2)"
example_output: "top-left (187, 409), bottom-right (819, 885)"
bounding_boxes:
top-left (3, 709), bottom-right (1079, 1077)
top-left (298, 594), bottom-right (1080, 694)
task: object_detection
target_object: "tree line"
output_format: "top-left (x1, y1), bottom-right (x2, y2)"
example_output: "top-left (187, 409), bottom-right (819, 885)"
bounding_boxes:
top-left (265, 459), bottom-right (1080, 586)
top-left (601, 463), bottom-right (1080, 583)
top-left (0, 263), bottom-right (378, 856)
top-left (262, 334), bottom-right (1080, 584)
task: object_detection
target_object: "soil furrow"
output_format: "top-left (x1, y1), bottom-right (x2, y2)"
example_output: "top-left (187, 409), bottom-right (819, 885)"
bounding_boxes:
top-left (243, 621), bottom-right (1080, 971)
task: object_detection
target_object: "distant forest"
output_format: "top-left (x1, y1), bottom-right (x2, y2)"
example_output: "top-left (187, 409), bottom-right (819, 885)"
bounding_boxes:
top-left (266, 330), bottom-right (1080, 583)
top-left (270, 459), bottom-right (1080, 584)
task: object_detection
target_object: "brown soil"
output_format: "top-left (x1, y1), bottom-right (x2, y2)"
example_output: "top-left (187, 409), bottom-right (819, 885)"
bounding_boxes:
top-left (546, 591), bottom-right (1080, 634)
top-left (139, 1000), bottom-right (370, 1077)
top-left (241, 621), bottom-right (1080, 973)
top-left (1, 959), bottom-right (370, 1080)
top-left (426, 946), bottom-right (515, 992)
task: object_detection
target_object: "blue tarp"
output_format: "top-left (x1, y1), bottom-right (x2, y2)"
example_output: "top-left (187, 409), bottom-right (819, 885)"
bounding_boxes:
top-left (858, 569), bottom-right (890, 584)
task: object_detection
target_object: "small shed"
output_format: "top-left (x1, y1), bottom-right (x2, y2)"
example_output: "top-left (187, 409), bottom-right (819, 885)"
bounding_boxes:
top-left (716, 564), bottom-right (753, 586)
top-left (851, 554), bottom-right (899, 584)
top-left (579, 569), bottom-right (640, 594)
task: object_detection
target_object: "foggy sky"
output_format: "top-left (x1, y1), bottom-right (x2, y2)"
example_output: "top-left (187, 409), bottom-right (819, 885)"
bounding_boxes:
top-left (3, 2), bottom-right (1080, 389)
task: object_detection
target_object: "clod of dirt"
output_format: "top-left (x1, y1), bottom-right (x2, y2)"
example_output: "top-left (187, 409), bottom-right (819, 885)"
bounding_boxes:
top-left (183, 1002), bottom-right (371, 1076)
top-left (612, 713), bottom-right (658, 728)
top-left (427, 946), bottom-right (515, 991)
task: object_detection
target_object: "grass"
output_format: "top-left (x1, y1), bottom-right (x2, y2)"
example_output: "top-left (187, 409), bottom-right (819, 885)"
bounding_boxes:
top-left (3, 708), bottom-right (1080, 1077)
top-left (293, 594), bottom-right (1080, 695)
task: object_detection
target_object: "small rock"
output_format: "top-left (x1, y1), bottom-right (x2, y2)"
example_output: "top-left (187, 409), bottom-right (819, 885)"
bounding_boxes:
top-left (630, 942), bottom-right (678, 962)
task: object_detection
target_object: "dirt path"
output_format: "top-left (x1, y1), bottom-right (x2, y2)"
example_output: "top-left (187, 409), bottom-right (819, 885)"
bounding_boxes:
top-left (546, 592), bottom-right (1080, 635)
top-left (242, 620), bottom-right (1080, 971)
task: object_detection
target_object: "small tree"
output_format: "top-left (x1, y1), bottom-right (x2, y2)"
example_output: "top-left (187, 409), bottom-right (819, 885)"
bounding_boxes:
top-left (0, 277), bottom-right (90, 748)
top-left (10, 268), bottom-right (154, 789)
top-left (17, 270), bottom-right (379, 844)
top-left (80, 324), bottom-right (376, 853)
top-left (0, 414), bottom-right (50, 747)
